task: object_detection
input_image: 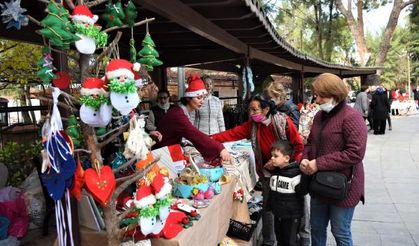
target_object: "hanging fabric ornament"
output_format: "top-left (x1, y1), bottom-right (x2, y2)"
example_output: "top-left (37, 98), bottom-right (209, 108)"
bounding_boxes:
top-left (123, 115), bottom-right (150, 160)
top-left (111, 151), bottom-right (127, 169)
top-left (84, 164), bottom-right (116, 207)
top-left (106, 59), bottom-right (141, 115)
top-left (123, 0), bottom-right (137, 26)
top-left (52, 71), bottom-right (72, 89)
top-left (100, 0), bottom-right (125, 28)
top-left (40, 88), bottom-right (77, 246)
top-left (70, 158), bottom-right (85, 200)
top-left (37, 1), bottom-right (80, 49)
top-left (138, 24), bottom-right (163, 71)
top-left (37, 47), bottom-right (55, 84)
top-left (71, 5), bottom-right (108, 55)
top-left (66, 115), bottom-right (82, 148)
top-left (79, 77), bottom-right (113, 127)
top-left (0, 0), bottom-right (28, 30)
top-left (241, 66), bottom-right (254, 100)
top-left (129, 28), bottom-right (136, 63)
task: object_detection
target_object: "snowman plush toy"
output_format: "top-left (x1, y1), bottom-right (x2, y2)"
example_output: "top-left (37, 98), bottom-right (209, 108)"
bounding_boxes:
top-left (79, 77), bottom-right (113, 127)
top-left (106, 59), bottom-right (141, 115)
top-left (71, 5), bottom-right (107, 54)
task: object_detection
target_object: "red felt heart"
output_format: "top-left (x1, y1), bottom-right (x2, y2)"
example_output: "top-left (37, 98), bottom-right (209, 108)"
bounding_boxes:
top-left (84, 165), bottom-right (116, 207)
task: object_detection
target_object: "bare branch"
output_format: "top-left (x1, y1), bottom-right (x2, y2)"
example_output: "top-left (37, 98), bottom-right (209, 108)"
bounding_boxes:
top-left (0, 44), bottom-right (18, 55)
top-left (38, 96), bottom-right (79, 113)
top-left (91, 32), bottom-right (123, 71)
top-left (60, 90), bottom-right (81, 105)
top-left (27, 15), bottom-right (41, 26)
top-left (97, 123), bottom-right (129, 148)
top-left (103, 18), bottom-right (155, 33)
top-left (74, 149), bottom-right (92, 154)
top-left (65, 0), bottom-right (76, 10)
top-left (113, 157), bottom-right (137, 174)
top-left (401, 0), bottom-right (415, 9)
top-left (98, 122), bottom-right (129, 140)
top-left (49, 47), bottom-right (79, 62)
top-left (112, 158), bottom-right (159, 201)
top-left (37, 0), bottom-right (49, 4)
top-left (85, 0), bottom-right (107, 8)
top-left (118, 206), bottom-right (135, 221)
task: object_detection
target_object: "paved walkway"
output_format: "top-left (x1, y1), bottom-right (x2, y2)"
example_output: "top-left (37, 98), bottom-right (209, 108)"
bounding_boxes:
top-left (326, 114), bottom-right (419, 245)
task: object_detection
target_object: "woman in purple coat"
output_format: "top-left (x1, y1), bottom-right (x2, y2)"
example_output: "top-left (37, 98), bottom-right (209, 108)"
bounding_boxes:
top-left (300, 73), bottom-right (367, 246)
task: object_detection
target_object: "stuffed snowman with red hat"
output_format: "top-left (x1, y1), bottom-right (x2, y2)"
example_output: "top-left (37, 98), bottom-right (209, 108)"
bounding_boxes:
top-left (134, 183), bottom-right (158, 236)
top-left (152, 173), bottom-right (173, 221)
top-left (79, 77), bottom-right (113, 127)
top-left (71, 5), bottom-right (107, 54)
top-left (106, 59), bottom-right (141, 115)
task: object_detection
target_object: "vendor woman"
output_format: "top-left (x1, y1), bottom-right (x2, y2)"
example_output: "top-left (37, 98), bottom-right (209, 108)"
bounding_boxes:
top-left (151, 75), bottom-right (231, 162)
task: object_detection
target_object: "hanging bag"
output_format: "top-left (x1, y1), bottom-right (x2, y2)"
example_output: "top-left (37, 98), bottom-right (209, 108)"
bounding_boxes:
top-left (308, 115), bottom-right (354, 201)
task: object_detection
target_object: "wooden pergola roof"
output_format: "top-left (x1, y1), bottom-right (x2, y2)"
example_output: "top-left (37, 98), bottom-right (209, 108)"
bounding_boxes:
top-left (0, 0), bottom-right (377, 79)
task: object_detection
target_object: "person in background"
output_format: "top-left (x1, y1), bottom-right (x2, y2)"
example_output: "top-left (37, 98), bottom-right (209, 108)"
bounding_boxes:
top-left (370, 86), bottom-right (390, 135)
top-left (265, 81), bottom-right (300, 129)
top-left (300, 73), bottom-right (367, 246)
top-left (354, 85), bottom-right (369, 121)
top-left (151, 75), bottom-right (231, 162)
top-left (212, 94), bottom-right (304, 246)
top-left (146, 89), bottom-right (174, 132)
top-left (266, 139), bottom-right (308, 246)
top-left (384, 86), bottom-right (393, 131)
top-left (367, 86), bottom-right (376, 131)
top-left (190, 75), bottom-right (226, 135)
top-left (413, 85), bottom-right (419, 109)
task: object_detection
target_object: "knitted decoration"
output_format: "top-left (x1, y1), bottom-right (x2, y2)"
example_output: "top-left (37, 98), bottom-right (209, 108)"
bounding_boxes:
top-left (123, 0), bottom-right (137, 26)
top-left (37, 1), bottom-right (79, 49)
top-left (66, 115), bottom-right (82, 148)
top-left (36, 48), bottom-right (55, 84)
top-left (101, 0), bottom-right (125, 28)
top-left (108, 78), bottom-right (137, 94)
top-left (73, 23), bottom-right (108, 47)
top-left (80, 95), bottom-right (110, 110)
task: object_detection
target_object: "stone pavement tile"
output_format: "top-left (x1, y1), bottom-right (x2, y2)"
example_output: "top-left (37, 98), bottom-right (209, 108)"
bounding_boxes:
top-left (386, 183), bottom-right (419, 204)
top-left (382, 168), bottom-right (419, 179)
top-left (353, 203), bottom-right (401, 223)
top-left (404, 222), bottom-right (419, 235)
top-left (363, 184), bottom-right (393, 204)
top-left (384, 177), bottom-right (419, 184)
top-left (394, 204), bottom-right (419, 223)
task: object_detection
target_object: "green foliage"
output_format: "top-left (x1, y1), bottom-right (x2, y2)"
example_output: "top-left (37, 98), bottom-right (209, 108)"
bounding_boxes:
top-left (0, 141), bottom-right (42, 186)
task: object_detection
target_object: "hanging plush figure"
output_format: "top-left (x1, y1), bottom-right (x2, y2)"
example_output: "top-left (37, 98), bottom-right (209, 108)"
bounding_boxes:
top-left (0, 0), bottom-right (29, 30)
top-left (123, 115), bottom-right (150, 160)
top-left (71, 5), bottom-right (108, 54)
top-left (79, 77), bottom-right (112, 127)
top-left (106, 59), bottom-right (141, 115)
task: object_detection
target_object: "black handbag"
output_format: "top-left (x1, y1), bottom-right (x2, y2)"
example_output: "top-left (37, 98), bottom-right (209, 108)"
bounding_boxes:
top-left (309, 171), bottom-right (352, 200)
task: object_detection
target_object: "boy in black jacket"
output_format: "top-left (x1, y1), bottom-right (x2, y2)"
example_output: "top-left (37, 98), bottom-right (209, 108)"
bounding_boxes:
top-left (265, 139), bottom-right (308, 246)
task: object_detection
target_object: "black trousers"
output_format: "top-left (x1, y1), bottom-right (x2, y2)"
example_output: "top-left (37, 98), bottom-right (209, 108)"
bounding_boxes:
top-left (373, 119), bottom-right (386, 134)
top-left (274, 217), bottom-right (301, 246)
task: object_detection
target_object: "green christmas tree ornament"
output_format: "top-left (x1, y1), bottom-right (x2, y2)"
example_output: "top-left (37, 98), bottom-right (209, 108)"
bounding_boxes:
top-left (36, 1), bottom-right (79, 49)
top-left (36, 48), bottom-right (55, 84)
top-left (66, 115), bottom-right (82, 148)
top-left (138, 33), bottom-right (163, 71)
top-left (124, 0), bottom-right (137, 26)
top-left (101, 0), bottom-right (125, 28)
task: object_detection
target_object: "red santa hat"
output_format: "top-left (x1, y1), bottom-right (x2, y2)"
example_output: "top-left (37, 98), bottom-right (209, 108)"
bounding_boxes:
top-left (80, 77), bottom-right (108, 96)
top-left (134, 184), bottom-right (156, 209)
top-left (184, 75), bottom-right (207, 98)
top-left (71, 5), bottom-right (98, 25)
top-left (106, 59), bottom-right (139, 80)
top-left (151, 174), bottom-right (172, 199)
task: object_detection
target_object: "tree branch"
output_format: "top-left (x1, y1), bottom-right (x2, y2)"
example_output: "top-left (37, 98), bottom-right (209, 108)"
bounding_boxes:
top-left (74, 149), bottom-right (92, 154)
top-left (38, 96), bottom-right (79, 113)
top-left (112, 158), bottom-right (159, 201)
top-left (118, 206), bottom-right (135, 221)
top-left (91, 32), bottom-right (123, 72)
top-left (401, 0), bottom-right (415, 9)
top-left (103, 18), bottom-right (155, 33)
top-left (97, 123), bottom-right (129, 148)
top-left (27, 15), bottom-right (41, 26)
top-left (50, 47), bottom-right (79, 62)
top-left (60, 90), bottom-right (80, 105)
top-left (113, 157), bottom-right (137, 174)
top-left (65, 0), bottom-right (76, 10)
top-left (85, 0), bottom-right (108, 8)
top-left (98, 122), bottom-right (128, 140)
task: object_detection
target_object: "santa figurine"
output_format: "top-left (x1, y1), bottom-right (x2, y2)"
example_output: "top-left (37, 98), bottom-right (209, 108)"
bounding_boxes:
top-left (71, 5), bottom-right (107, 54)
top-left (152, 174), bottom-right (172, 221)
top-left (134, 183), bottom-right (158, 236)
top-left (106, 59), bottom-right (141, 115)
top-left (134, 183), bottom-right (156, 209)
top-left (79, 77), bottom-right (112, 127)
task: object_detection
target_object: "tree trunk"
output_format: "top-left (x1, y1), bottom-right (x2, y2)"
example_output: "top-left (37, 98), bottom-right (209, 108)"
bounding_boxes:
top-left (335, 0), bottom-right (368, 65)
top-left (19, 85), bottom-right (32, 124)
top-left (325, 0), bottom-right (335, 61)
top-left (314, 1), bottom-right (324, 60)
top-left (375, 0), bottom-right (414, 73)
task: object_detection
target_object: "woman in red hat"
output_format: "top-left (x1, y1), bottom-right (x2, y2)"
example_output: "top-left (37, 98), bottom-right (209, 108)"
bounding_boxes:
top-left (151, 75), bottom-right (231, 162)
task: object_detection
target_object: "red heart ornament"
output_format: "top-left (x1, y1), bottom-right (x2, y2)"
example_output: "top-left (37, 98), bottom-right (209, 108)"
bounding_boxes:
top-left (84, 166), bottom-right (116, 207)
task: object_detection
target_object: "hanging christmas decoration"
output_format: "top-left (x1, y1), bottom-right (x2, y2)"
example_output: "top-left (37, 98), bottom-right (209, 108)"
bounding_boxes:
top-left (123, 115), bottom-right (150, 160)
top-left (79, 77), bottom-right (113, 127)
top-left (241, 66), bottom-right (254, 100)
top-left (66, 115), bottom-right (82, 148)
top-left (36, 48), bottom-right (55, 84)
top-left (37, 1), bottom-right (80, 49)
top-left (106, 59), bottom-right (141, 115)
top-left (0, 0), bottom-right (28, 30)
top-left (100, 0), bottom-right (125, 28)
top-left (84, 164), bottom-right (116, 207)
top-left (123, 0), bottom-right (137, 26)
top-left (52, 71), bottom-right (72, 89)
top-left (71, 5), bottom-right (108, 55)
top-left (138, 29), bottom-right (163, 71)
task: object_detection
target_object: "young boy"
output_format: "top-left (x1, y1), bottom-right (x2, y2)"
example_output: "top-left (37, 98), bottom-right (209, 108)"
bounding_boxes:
top-left (265, 139), bottom-right (308, 246)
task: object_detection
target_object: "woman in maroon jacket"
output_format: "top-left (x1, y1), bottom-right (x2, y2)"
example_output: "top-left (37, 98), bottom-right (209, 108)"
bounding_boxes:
top-left (152, 75), bottom-right (231, 162)
top-left (300, 73), bottom-right (367, 246)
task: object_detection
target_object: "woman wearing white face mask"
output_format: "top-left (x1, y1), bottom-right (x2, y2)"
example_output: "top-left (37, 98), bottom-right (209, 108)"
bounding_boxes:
top-left (300, 73), bottom-right (367, 246)
top-left (212, 94), bottom-right (304, 246)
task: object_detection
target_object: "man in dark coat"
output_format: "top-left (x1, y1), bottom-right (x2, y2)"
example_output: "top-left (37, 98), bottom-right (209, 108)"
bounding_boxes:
top-left (370, 86), bottom-right (390, 135)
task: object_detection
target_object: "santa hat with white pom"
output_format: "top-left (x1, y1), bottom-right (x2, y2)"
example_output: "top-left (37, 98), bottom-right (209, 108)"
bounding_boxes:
top-left (151, 174), bottom-right (172, 199)
top-left (71, 5), bottom-right (99, 25)
top-left (134, 183), bottom-right (156, 209)
top-left (106, 59), bottom-right (141, 80)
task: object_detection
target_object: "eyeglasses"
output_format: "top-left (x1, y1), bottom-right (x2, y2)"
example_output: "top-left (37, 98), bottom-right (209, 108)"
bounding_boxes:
top-left (158, 96), bottom-right (168, 100)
